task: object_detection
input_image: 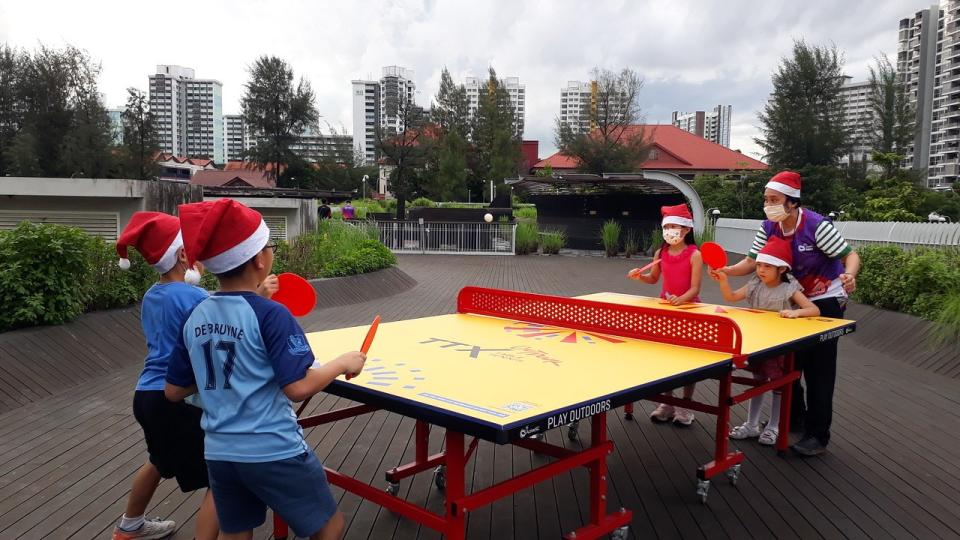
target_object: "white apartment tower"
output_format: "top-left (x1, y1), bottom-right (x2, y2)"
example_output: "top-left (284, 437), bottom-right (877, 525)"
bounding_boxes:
top-left (898, 1), bottom-right (960, 186)
top-left (148, 65), bottom-right (225, 164)
top-left (559, 80), bottom-right (630, 134)
top-left (839, 79), bottom-right (874, 165)
top-left (464, 76), bottom-right (526, 137)
top-left (352, 66), bottom-right (416, 164)
top-left (224, 114), bottom-right (247, 161)
top-left (671, 105), bottom-right (732, 148)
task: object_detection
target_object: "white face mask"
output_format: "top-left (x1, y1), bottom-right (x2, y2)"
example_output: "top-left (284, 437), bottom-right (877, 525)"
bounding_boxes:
top-left (662, 229), bottom-right (684, 245)
top-left (184, 266), bottom-right (201, 286)
top-left (764, 204), bottom-right (789, 222)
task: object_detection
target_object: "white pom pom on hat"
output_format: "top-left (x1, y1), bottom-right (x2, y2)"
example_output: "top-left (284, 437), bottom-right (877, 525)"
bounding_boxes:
top-left (117, 258), bottom-right (131, 270)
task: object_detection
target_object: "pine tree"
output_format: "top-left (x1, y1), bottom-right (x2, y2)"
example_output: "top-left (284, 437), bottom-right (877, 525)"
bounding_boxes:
top-left (757, 41), bottom-right (850, 169)
top-left (471, 68), bottom-right (520, 201)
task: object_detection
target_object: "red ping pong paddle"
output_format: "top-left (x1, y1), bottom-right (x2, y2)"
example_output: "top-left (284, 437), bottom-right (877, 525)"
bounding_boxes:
top-left (272, 273), bottom-right (317, 317)
top-left (700, 242), bottom-right (728, 270)
top-left (347, 315), bottom-right (380, 380)
top-left (627, 259), bottom-right (660, 279)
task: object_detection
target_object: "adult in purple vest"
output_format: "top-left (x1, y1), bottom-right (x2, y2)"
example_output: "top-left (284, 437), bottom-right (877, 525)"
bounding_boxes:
top-left (718, 170), bottom-right (861, 457)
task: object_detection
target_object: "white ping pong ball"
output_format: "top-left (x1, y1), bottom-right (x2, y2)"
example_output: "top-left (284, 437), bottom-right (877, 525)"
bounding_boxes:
top-left (484, 213), bottom-right (493, 223)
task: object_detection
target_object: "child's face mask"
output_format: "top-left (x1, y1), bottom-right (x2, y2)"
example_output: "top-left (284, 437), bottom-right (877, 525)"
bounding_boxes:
top-left (662, 229), bottom-right (683, 245)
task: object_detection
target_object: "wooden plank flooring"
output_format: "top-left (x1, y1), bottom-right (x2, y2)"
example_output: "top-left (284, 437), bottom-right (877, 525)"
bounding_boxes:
top-left (0, 254), bottom-right (958, 539)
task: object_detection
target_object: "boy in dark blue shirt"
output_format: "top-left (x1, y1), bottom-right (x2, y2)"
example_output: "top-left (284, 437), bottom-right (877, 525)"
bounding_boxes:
top-left (166, 199), bottom-right (365, 540)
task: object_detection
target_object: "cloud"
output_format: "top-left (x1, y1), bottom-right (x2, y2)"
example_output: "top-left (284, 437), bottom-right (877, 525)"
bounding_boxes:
top-left (0, 0), bottom-right (932, 159)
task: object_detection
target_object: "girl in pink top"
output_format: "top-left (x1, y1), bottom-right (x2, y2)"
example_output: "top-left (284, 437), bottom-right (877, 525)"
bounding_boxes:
top-left (629, 204), bottom-right (703, 426)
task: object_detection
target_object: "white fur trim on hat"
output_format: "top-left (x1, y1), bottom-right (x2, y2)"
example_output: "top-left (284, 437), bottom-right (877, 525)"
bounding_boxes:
top-left (765, 181), bottom-right (801, 198)
top-left (756, 252), bottom-right (791, 269)
top-left (200, 220), bottom-right (270, 274)
top-left (153, 231), bottom-right (183, 274)
top-left (662, 216), bottom-right (694, 228)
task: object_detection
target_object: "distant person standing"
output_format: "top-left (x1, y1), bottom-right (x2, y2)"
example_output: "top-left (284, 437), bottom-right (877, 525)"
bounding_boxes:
top-left (318, 200), bottom-right (331, 220)
top-left (342, 201), bottom-right (355, 220)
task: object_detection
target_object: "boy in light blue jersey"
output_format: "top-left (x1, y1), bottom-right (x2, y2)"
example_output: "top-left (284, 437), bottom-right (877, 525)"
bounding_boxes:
top-left (165, 199), bottom-right (365, 540)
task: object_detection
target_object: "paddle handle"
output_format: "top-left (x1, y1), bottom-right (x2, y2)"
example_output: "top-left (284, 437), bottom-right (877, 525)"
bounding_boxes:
top-left (347, 315), bottom-right (380, 380)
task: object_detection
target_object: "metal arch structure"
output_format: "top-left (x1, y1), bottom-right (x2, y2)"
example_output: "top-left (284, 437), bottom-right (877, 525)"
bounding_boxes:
top-left (639, 171), bottom-right (706, 234)
top-left (508, 170), bottom-right (708, 234)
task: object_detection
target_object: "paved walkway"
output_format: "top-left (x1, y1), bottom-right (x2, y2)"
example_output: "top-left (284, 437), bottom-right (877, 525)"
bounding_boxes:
top-left (1, 254), bottom-right (959, 539)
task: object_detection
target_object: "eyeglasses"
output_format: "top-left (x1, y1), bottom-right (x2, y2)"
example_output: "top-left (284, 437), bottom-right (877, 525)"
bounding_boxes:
top-left (265, 242), bottom-right (278, 253)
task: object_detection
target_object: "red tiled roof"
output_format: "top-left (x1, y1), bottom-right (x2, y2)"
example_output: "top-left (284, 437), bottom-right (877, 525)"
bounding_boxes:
top-left (224, 160), bottom-right (285, 172)
top-left (191, 169), bottom-right (276, 188)
top-left (154, 152), bottom-right (214, 168)
top-left (533, 125), bottom-right (766, 172)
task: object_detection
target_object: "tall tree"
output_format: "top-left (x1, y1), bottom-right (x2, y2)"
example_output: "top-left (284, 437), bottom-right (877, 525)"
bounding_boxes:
top-left (421, 67), bottom-right (471, 201)
top-left (375, 99), bottom-right (429, 218)
top-left (0, 44), bottom-right (114, 177)
top-left (865, 56), bottom-right (915, 177)
top-left (554, 67), bottom-right (651, 175)
top-left (471, 68), bottom-right (521, 201)
top-left (433, 68), bottom-right (471, 139)
top-left (241, 56), bottom-right (318, 186)
top-left (121, 88), bottom-right (159, 180)
top-left (757, 41), bottom-right (850, 169)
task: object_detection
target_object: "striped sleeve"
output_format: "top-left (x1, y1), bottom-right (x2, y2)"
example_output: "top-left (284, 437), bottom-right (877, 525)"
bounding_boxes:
top-left (815, 221), bottom-right (852, 259)
top-left (747, 226), bottom-right (767, 258)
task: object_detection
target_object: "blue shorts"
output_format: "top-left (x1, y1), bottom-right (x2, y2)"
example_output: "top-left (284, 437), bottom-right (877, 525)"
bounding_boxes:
top-left (207, 452), bottom-right (337, 536)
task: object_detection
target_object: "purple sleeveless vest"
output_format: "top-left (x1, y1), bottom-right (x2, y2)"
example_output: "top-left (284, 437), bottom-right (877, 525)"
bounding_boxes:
top-left (761, 209), bottom-right (844, 298)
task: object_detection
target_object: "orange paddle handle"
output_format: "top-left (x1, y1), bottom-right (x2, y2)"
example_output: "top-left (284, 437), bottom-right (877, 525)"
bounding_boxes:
top-left (347, 315), bottom-right (380, 380)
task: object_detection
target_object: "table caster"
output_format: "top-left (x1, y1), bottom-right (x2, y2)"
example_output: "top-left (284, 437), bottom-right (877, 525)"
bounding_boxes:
top-left (386, 481), bottom-right (400, 496)
top-left (696, 479), bottom-right (710, 504)
top-left (726, 464), bottom-right (741, 486)
top-left (434, 465), bottom-right (446, 490)
top-left (611, 525), bottom-right (629, 540)
top-left (567, 421), bottom-right (579, 441)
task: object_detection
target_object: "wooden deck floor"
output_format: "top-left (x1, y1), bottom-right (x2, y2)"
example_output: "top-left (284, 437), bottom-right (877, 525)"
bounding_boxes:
top-left (1, 254), bottom-right (959, 539)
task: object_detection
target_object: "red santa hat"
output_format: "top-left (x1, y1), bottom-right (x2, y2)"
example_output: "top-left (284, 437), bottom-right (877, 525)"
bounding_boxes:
top-left (765, 170), bottom-right (801, 198)
top-left (178, 198), bottom-right (270, 274)
top-left (756, 236), bottom-right (793, 269)
top-left (116, 212), bottom-right (183, 273)
top-left (661, 204), bottom-right (694, 228)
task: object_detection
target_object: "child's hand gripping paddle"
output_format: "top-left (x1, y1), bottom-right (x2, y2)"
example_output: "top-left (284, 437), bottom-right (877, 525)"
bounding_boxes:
top-left (272, 273), bottom-right (317, 317)
top-left (347, 315), bottom-right (380, 380)
top-left (627, 259), bottom-right (660, 280)
top-left (700, 242), bottom-right (728, 270)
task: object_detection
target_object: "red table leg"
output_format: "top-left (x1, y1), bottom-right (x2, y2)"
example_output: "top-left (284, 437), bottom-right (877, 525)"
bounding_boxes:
top-left (443, 430), bottom-right (466, 540)
top-left (777, 353), bottom-right (796, 455)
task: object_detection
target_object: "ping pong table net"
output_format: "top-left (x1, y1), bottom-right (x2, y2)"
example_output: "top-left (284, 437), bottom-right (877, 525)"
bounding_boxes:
top-left (457, 287), bottom-right (743, 355)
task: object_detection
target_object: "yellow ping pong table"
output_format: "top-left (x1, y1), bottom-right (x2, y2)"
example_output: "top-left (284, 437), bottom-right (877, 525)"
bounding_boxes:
top-left (272, 287), bottom-right (855, 540)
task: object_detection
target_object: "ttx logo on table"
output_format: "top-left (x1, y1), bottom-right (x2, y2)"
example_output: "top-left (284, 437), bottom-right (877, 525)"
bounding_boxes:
top-left (418, 337), bottom-right (510, 358)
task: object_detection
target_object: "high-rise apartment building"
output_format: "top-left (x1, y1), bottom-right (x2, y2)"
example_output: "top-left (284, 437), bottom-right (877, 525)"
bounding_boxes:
top-left (839, 79), bottom-right (874, 165)
top-left (352, 66), bottom-right (416, 164)
top-left (558, 80), bottom-right (630, 134)
top-left (224, 114), bottom-right (247, 161)
top-left (464, 76), bottom-right (526, 137)
top-left (148, 65), bottom-right (225, 164)
top-left (897, 2), bottom-right (960, 186)
top-left (670, 105), bottom-right (732, 147)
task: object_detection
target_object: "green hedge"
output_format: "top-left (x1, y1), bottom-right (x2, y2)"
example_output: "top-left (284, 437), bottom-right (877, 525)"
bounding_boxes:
top-left (0, 219), bottom-right (396, 333)
top-left (853, 245), bottom-right (960, 320)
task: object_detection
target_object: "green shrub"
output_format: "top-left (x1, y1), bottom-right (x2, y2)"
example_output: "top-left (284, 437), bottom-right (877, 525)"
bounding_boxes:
top-left (624, 229), bottom-right (640, 258)
top-left (853, 245), bottom-right (960, 320)
top-left (600, 220), bottom-right (621, 257)
top-left (410, 197), bottom-right (434, 208)
top-left (515, 222), bottom-right (539, 255)
top-left (514, 207), bottom-right (537, 221)
top-left (322, 239), bottom-right (396, 277)
top-left (540, 230), bottom-right (566, 255)
top-left (934, 293), bottom-right (960, 346)
top-left (649, 227), bottom-right (664, 256)
top-left (85, 236), bottom-right (157, 311)
top-left (0, 222), bottom-right (92, 331)
top-left (695, 220), bottom-right (716, 245)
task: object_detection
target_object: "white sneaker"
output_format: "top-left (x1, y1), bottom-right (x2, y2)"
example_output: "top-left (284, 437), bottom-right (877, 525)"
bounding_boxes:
top-left (649, 403), bottom-right (675, 423)
top-left (729, 422), bottom-right (761, 440)
top-left (112, 518), bottom-right (176, 540)
top-left (673, 407), bottom-right (695, 426)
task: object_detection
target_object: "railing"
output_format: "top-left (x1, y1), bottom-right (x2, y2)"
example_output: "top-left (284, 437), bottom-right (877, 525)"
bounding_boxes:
top-left (716, 217), bottom-right (960, 253)
top-left (372, 221), bottom-right (516, 255)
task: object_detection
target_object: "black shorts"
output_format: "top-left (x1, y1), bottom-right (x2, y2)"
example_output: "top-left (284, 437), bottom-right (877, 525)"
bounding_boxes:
top-left (133, 390), bottom-right (209, 492)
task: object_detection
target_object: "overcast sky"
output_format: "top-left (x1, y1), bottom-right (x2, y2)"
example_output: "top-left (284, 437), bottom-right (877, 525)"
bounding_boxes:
top-left (0, 0), bottom-right (935, 159)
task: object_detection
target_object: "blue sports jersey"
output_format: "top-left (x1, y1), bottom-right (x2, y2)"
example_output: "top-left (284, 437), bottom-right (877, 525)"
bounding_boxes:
top-left (166, 292), bottom-right (316, 462)
top-left (137, 282), bottom-right (209, 391)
